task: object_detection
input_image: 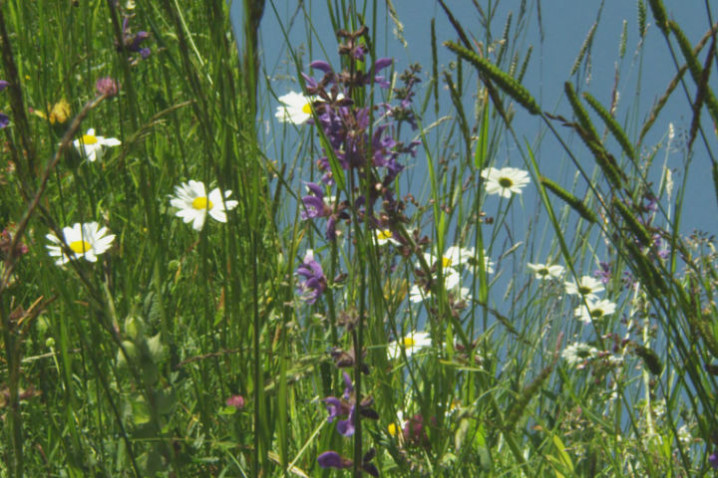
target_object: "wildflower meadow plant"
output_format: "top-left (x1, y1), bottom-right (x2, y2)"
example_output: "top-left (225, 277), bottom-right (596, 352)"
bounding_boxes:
top-left (0, 80), bottom-right (8, 128)
top-left (3, 1), bottom-right (718, 476)
top-left (45, 222), bottom-right (115, 265)
top-left (169, 180), bottom-right (238, 231)
top-left (564, 275), bottom-right (605, 300)
top-left (295, 249), bottom-right (327, 304)
top-left (574, 298), bottom-right (617, 323)
top-left (387, 331), bottom-right (431, 360)
top-left (72, 128), bottom-right (121, 162)
top-left (481, 166), bottom-right (531, 198)
top-left (527, 262), bottom-right (565, 280)
top-left (275, 91), bottom-right (315, 124)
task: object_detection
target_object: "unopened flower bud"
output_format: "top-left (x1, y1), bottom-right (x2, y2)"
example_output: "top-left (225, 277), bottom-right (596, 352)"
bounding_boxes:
top-left (96, 77), bottom-right (120, 97)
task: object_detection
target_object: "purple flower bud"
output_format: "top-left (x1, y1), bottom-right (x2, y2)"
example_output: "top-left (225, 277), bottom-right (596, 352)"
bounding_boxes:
top-left (362, 463), bottom-right (379, 477)
top-left (353, 45), bottom-right (366, 60)
top-left (337, 405), bottom-right (356, 436)
top-left (225, 395), bottom-right (245, 410)
top-left (341, 371), bottom-right (353, 399)
top-left (322, 397), bottom-right (345, 423)
top-left (96, 77), bottom-right (120, 97)
top-left (301, 73), bottom-right (318, 89)
top-left (310, 60), bottom-right (333, 73)
top-left (373, 75), bottom-right (391, 89)
top-left (710, 452), bottom-right (718, 469)
top-left (593, 262), bottom-right (611, 284)
top-left (0, 80), bottom-right (8, 91)
top-left (296, 250), bottom-right (327, 304)
top-left (317, 451), bottom-right (353, 469)
top-left (374, 57), bottom-right (393, 72)
top-left (0, 113), bottom-right (8, 129)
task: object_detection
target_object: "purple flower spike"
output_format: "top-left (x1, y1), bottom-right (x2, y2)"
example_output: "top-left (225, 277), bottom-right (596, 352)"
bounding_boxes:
top-left (0, 82), bottom-right (8, 129)
top-left (336, 405), bottom-right (356, 436)
top-left (341, 371), bottom-right (353, 399)
top-left (594, 262), bottom-right (611, 284)
top-left (296, 250), bottom-right (327, 304)
top-left (117, 16), bottom-right (151, 60)
top-left (710, 452), bottom-right (718, 469)
top-left (353, 45), bottom-right (366, 61)
top-left (301, 182), bottom-right (329, 220)
top-left (317, 451), bottom-right (353, 470)
top-left (373, 75), bottom-right (391, 89)
top-left (323, 397), bottom-right (346, 423)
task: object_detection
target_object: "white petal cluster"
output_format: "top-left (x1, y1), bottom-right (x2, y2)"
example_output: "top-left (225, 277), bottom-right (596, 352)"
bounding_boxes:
top-left (275, 91), bottom-right (315, 125)
top-left (481, 166), bottom-right (530, 198)
top-left (387, 331), bottom-right (431, 360)
top-left (574, 298), bottom-right (617, 323)
top-left (527, 262), bottom-right (565, 280)
top-left (170, 180), bottom-right (238, 231)
top-left (564, 275), bottom-right (605, 300)
top-left (46, 222), bottom-right (115, 265)
top-left (73, 128), bottom-right (121, 162)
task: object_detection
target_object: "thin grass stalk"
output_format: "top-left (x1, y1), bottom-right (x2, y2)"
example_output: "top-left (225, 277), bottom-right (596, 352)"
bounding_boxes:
top-left (0, 4), bottom-right (35, 196)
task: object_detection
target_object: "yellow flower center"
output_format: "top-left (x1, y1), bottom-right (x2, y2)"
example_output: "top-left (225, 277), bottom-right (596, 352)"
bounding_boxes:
top-left (302, 102), bottom-right (312, 114)
top-left (69, 240), bottom-right (90, 254)
top-left (578, 286), bottom-right (592, 295)
top-left (498, 177), bottom-right (513, 188)
top-left (377, 229), bottom-right (393, 240)
top-left (402, 337), bottom-right (416, 347)
top-left (538, 268), bottom-right (549, 276)
top-left (388, 423), bottom-right (399, 436)
top-left (192, 197), bottom-right (213, 210)
top-left (81, 134), bottom-right (98, 145)
top-left (441, 256), bottom-right (452, 268)
top-left (590, 309), bottom-right (604, 318)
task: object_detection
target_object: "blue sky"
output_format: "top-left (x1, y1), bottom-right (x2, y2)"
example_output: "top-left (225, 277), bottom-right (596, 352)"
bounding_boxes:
top-left (231, 0), bottom-right (716, 235)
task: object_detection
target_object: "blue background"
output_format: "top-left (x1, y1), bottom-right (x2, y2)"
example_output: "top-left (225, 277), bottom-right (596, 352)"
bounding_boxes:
top-left (230, 0), bottom-right (717, 235)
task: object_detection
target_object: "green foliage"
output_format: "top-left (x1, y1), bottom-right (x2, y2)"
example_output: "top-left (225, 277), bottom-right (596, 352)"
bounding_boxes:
top-left (0, 1), bottom-right (715, 476)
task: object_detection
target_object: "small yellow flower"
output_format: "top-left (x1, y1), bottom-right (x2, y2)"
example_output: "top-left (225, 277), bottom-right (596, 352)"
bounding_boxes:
top-left (33, 99), bottom-right (71, 125)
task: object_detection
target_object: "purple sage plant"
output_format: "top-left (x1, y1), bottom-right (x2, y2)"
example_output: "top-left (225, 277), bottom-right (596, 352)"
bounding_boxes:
top-left (0, 80), bottom-right (9, 129)
top-left (296, 249), bottom-right (327, 304)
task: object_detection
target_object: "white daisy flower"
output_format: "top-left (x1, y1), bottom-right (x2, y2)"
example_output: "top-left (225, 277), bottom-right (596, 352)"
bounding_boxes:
top-left (561, 342), bottom-right (598, 367)
top-left (170, 180), bottom-right (239, 231)
top-left (564, 275), bottom-right (605, 300)
top-left (409, 269), bottom-right (461, 303)
top-left (375, 228), bottom-right (400, 246)
top-left (438, 246), bottom-right (474, 269)
top-left (46, 222), bottom-right (115, 265)
top-left (481, 166), bottom-right (531, 198)
top-left (574, 298), bottom-right (617, 323)
top-left (527, 262), bottom-right (565, 280)
top-left (423, 246), bottom-right (494, 274)
top-left (275, 91), bottom-right (315, 125)
top-left (452, 286), bottom-right (472, 303)
top-left (387, 331), bottom-right (431, 360)
top-left (72, 128), bottom-right (121, 162)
